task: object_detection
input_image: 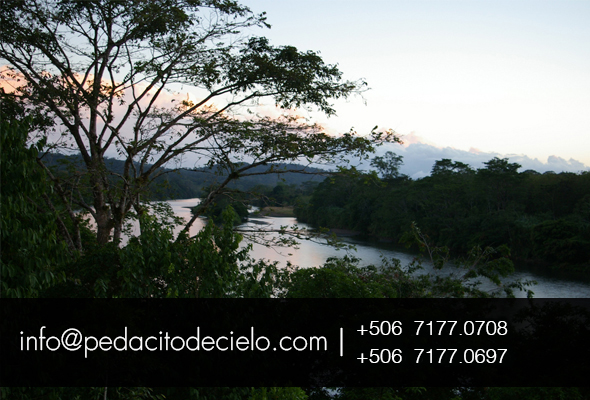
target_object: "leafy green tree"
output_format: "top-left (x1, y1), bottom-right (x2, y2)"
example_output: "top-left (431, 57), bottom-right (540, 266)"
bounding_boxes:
top-left (279, 256), bottom-right (401, 298)
top-left (194, 191), bottom-right (250, 225)
top-left (476, 157), bottom-right (523, 213)
top-left (0, 119), bottom-right (70, 297)
top-left (529, 218), bottom-right (590, 267)
top-left (431, 158), bottom-right (474, 176)
top-left (44, 205), bottom-right (279, 298)
top-left (1, 0), bottom-right (395, 248)
top-left (479, 157), bottom-right (520, 175)
top-left (414, 159), bottom-right (477, 249)
top-left (371, 151), bottom-right (405, 180)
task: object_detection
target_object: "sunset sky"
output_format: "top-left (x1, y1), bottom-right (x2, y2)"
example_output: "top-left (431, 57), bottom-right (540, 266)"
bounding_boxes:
top-left (244, 0), bottom-right (590, 170)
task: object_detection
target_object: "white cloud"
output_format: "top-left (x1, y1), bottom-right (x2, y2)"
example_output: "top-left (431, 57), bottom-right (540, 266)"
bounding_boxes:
top-left (367, 140), bottom-right (589, 179)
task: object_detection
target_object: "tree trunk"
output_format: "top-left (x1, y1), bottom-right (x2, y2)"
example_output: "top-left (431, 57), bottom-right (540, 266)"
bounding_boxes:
top-left (90, 168), bottom-right (113, 245)
top-left (95, 207), bottom-right (113, 245)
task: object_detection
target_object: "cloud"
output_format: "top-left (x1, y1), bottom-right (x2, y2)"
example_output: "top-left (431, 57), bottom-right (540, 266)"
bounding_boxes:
top-left (367, 140), bottom-right (589, 179)
top-left (545, 155), bottom-right (588, 172)
top-left (400, 132), bottom-right (438, 148)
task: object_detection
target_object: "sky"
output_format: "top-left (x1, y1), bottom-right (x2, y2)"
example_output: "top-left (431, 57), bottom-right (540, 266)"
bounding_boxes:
top-left (240, 0), bottom-right (590, 173)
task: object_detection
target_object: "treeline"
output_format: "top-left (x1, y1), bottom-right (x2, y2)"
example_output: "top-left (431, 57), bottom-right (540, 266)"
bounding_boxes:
top-left (296, 155), bottom-right (590, 271)
top-left (43, 153), bottom-right (326, 200)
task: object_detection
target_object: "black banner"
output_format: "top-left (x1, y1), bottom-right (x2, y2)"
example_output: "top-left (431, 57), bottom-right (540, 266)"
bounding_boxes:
top-left (1, 299), bottom-right (589, 387)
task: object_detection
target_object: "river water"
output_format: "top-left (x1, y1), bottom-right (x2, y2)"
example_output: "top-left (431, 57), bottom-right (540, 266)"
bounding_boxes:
top-left (165, 198), bottom-right (590, 298)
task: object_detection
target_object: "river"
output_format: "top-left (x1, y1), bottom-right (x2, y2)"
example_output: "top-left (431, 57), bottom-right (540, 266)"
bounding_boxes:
top-left (164, 198), bottom-right (590, 298)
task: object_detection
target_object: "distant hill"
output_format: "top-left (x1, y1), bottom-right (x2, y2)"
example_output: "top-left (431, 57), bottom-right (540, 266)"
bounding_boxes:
top-left (41, 153), bottom-right (329, 200)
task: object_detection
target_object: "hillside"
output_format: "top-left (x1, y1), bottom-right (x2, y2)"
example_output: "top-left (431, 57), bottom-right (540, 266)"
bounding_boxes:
top-left (42, 153), bottom-right (328, 200)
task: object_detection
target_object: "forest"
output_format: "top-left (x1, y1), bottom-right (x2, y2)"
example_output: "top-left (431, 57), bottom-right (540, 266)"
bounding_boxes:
top-left (296, 154), bottom-right (590, 272)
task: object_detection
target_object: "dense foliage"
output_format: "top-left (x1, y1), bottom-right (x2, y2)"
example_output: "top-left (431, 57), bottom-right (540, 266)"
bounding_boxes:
top-left (0, 119), bottom-right (70, 297)
top-left (297, 157), bottom-right (590, 271)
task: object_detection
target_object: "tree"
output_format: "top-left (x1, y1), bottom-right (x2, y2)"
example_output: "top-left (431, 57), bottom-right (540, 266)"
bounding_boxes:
top-left (431, 158), bottom-right (474, 176)
top-left (477, 157), bottom-right (523, 213)
top-left (479, 157), bottom-right (520, 176)
top-left (1, 0), bottom-right (396, 248)
top-left (370, 151), bottom-right (404, 180)
top-left (0, 119), bottom-right (69, 297)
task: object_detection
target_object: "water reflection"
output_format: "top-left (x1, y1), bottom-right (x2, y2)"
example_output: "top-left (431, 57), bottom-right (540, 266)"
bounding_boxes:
top-left (168, 199), bottom-right (590, 298)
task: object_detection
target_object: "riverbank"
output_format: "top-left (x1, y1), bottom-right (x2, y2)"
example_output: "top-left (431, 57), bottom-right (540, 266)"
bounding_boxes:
top-left (164, 198), bottom-right (590, 297)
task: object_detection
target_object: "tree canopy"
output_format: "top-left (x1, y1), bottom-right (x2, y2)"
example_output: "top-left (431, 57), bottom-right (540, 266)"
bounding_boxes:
top-left (297, 155), bottom-right (590, 271)
top-left (1, 0), bottom-right (396, 247)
